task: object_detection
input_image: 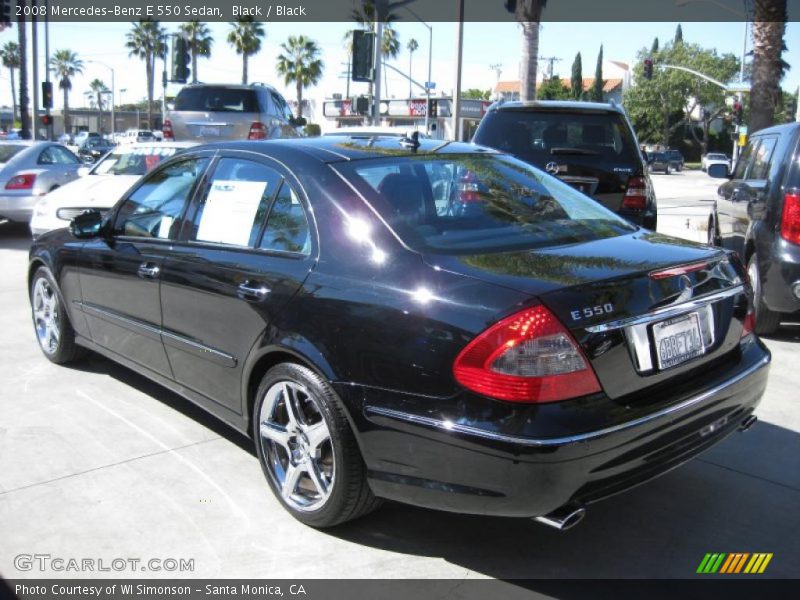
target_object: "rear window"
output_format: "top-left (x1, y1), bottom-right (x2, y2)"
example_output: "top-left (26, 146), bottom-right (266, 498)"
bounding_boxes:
top-left (338, 154), bottom-right (636, 254)
top-left (475, 110), bottom-right (639, 164)
top-left (93, 145), bottom-right (184, 176)
top-left (174, 87), bottom-right (259, 113)
top-left (0, 144), bottom-right (25, 163)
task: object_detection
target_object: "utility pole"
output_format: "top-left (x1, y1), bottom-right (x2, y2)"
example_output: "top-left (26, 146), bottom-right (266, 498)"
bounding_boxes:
top-left (44, 0), bottom-right (51, 140)
top-left (31, 7), bottom-right (39, 139)
top-left (490, 63), bottom-right (502, 99)
top-left (451, 0), bottom-right (464, 141)
top-left (372, 21), bottom-right (383, 126)
top-left (538, 56), bottom-right (562, 79)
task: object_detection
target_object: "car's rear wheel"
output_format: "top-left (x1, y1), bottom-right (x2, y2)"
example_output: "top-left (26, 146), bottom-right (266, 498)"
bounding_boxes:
top-left (665, 165), bottom-right (671, 175)
top-left (747, 253), bottom-right (781, 335)
top-left (253, 362), bottom-right (380, 527)
top-left (30, 267), bottom-right (85, 364)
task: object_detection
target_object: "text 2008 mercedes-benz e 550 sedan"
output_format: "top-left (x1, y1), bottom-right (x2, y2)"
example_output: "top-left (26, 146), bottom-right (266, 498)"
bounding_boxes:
top-left (28, 137), bottom-right (770, 529)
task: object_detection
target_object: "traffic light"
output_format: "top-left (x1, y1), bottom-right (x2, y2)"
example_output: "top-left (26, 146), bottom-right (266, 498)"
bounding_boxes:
top-left (427, 98), bottom-right (438, 118)
top-left (351, 30), bottom-right (375, 83)
top-left (354, 96), bottom-right (370, 115)
top-left (643, 58), bottom-right (654, 80)
top-left (504, 0), bottom-right (517, 11)
top-left (170, 36), bottom-right (191, 84)
top-left (1, 0), bottom-right (12, 29)
top-left (734, 102), bottom-right (744, 125)
top-left (42, 82), bottom-right (53, 109)
top-left (40, 115), bottom-right (53, 126)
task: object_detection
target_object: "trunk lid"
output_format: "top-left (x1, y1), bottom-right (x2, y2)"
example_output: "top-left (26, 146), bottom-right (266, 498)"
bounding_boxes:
top-left (424, 231), bottom-right (748, 399)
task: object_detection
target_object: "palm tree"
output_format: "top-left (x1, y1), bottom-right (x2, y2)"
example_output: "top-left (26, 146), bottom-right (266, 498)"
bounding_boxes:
top-left (749, 0), bottom-right (788, 132)
top-left (126, 20), bottom-right (166, 130)
top-left (346, 3), bottom-right (400, 100)
top-left (381, 27), bottom-right (400, 97)
top-left (17, 13), bottom-right (31, 138)
top-left (178, 20), bottom-right (213, 84)
top-left (227, 18), bottom-right (265, 85)
top-left (49, 49), bottom-right (84, 136)
top-left (1, 42), bottom-right (20, 124)
top-left (89, 78), bottom-right (108, 133)
top-left (276, 36), bottom-right (324, 119)
top-left (514, 0), bottom-right (549, 101)
top-left (406, 38), bottom-right (418, 99)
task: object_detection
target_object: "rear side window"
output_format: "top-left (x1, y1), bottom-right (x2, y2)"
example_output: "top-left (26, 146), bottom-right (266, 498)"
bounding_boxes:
top-left (174, 87), bottom-right (259, 113)
top-left (0, 145), bottom-right (25, 163)
top-left (339, 154), bottom-right (635, 254)
top-left (271, 92), bottom-right (294, 122)
top-left (748, 135), bottom-right (777, 180)
top-left (188, 158), bottom-right (281, 247)
top-left (114, 158), bottom-right (209, 239)
top-left (475, 110), bottom-right (639, 164)
top-left (259, 182), bottom-right (311, 255)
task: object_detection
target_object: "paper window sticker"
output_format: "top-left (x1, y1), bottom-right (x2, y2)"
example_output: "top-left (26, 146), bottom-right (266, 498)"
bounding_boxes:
top-left (196, 180), bottom-right (268, 246)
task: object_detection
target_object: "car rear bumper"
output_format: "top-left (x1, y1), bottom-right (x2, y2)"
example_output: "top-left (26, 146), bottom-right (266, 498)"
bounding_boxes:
top-left (344, 341), bottom-right (770, 518)
top-left (762, 237), bottom-right (800, 314)
top-left (0, 193), bottom-right (37, 223)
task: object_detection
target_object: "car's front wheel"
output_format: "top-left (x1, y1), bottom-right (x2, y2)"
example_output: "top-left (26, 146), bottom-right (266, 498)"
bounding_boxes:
top-left (30, 267), bottom-right (85, 364)
top-left (253, 362), bottom-right (381, 528)
top-left (747, 254), bottom-right (781, 335)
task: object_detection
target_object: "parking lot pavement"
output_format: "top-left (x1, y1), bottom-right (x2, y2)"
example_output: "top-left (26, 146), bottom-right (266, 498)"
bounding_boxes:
top-left (1, 212), bottom-right (799, 581)
top-left (652, 168), bottom-right (720, 243)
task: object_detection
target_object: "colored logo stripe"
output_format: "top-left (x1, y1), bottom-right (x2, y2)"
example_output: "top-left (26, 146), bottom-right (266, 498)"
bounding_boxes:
top-left (697, 553), bottom-right (773, 574)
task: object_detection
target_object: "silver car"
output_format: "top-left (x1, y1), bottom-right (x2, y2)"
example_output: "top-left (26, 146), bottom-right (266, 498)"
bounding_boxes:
top-left (163, 83), bottom-right (305, 142)
top-left (0, 141), bottom-right (82, 223)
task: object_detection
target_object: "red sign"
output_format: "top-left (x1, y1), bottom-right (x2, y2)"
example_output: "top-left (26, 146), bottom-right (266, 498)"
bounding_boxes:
top-left (340, 100), bottom-right (353, 116)
top-left (409, 100), bottom-right (427, 117)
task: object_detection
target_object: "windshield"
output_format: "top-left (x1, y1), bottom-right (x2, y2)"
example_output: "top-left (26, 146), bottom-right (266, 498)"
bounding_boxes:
top-left (0, 144), bottom-right (26, 163)
top-left (338, 154), bottom-right (636, 254)
top-left (174, 87), bottom-right (259, 112)
top-left (707, 154), bottom-right (727, 160)
top-left (92, 145), bottom-right (183, 176)
top-left (475, 110), bottom-right (639, 163)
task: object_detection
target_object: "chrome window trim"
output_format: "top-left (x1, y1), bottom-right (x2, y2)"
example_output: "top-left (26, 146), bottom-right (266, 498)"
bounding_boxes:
top-left (365, 354), bottom-right (769, 447)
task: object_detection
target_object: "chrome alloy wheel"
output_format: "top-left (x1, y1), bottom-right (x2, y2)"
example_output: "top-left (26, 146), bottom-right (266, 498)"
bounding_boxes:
top-left (33, 277), bottom-right (60, 355)
top-left (258, 381), bottom-right (335, 512)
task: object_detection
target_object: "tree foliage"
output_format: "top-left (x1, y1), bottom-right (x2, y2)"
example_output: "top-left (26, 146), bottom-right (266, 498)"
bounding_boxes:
top-left (276, 35), bottom-right (324, 118)
top-left (50, 49), bottom-right (84, 133)
top-left (463, 88), bottom-right (491, 100)
top-left (126, 20), bottom-right (167, 130)
top-left (591, 45), bottom-right (603, 102)
top-left (227, 18), bottom-right (265, 84)
top-left (179, 21), bottom-right (213, 84)
top-left (570, 52), bottom-right (583, 100)
top-left (538, 76), bottom-right (571, 100)
top-left (624, 41), bottom-right (740, 149)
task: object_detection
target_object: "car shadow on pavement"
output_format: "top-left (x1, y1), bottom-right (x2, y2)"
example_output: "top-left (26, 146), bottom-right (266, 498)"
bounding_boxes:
top-left (328, 420), bottom-right (800, 579)
top-left (763, 320), bottom-right (800, 343)
top-left (65, 353), bottom-right (255, 455)
top-left (0, 222), bottom-right (33, 251)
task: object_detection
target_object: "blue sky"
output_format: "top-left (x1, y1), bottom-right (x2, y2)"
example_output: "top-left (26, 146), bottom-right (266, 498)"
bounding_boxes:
top-left (1, 20), bottom-right (798, 120)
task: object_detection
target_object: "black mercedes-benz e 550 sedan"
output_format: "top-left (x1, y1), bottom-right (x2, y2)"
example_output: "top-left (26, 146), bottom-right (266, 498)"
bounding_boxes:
top-left (28, 136), bottom-right (770, 529)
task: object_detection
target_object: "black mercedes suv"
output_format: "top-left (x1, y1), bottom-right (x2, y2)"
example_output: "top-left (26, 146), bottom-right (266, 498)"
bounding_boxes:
top-left (473, 100), bottom-right (657, 230)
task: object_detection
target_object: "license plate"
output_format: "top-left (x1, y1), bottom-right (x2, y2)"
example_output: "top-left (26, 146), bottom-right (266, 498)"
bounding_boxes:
top-left (653, 312), bottom-right (705, 370)
top-left (198, 126), bottom-right (221, 137)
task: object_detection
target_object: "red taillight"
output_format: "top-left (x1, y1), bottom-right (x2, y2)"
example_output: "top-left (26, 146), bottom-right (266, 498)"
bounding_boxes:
top-left (162, 119), bottom-right (174, 140)
top-left (248, 122), bottom-right (267, 140)
top-left (649, 261), bottom-right (708, 280)
top-left (623, 176), bottom-right (647, 210)
top-left (5, 173), bottom-right (36, 190)
top-left (453, 305), bottom-right (602, 403)
top-left (742, 309), bottom-right (755, 338)
top-left (780, 190), bottom-right (800, 245)
top-left (458, 171), bottom-right (482, 202)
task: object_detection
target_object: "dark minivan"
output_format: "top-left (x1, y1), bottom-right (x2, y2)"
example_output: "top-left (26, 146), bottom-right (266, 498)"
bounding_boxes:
top-left (708, 121), bottom-right (800, 334)
top-left (473, 100), bottom-right (657, 230)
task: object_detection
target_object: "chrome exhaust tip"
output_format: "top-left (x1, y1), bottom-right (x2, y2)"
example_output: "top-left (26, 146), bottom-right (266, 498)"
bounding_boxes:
top-left (739, 415), bottom-right (758, 432)
top-left (533, 503), bottom-right (586, 531)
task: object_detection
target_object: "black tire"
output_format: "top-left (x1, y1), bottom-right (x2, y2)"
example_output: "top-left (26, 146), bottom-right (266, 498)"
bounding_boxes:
top-left (664, 165), bottom-right (670, 175)
top-left (30, 267), bottom-right (86, 364)
top-left (747, 254), bottom-right (781, 335)
top-left (253, 362), bottom-right (381, 528)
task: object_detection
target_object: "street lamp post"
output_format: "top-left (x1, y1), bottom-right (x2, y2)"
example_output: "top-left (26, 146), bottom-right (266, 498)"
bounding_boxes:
top-left (86, 60), bottom-right (115, 139)
top-left (405, 7), bottom-right (433, 132)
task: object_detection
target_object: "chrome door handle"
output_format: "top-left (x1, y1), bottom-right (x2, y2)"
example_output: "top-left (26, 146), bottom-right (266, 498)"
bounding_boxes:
top-left (237, 281), bottom-right (271, 301)
top-left (137, 262), bottom-right (160, 279)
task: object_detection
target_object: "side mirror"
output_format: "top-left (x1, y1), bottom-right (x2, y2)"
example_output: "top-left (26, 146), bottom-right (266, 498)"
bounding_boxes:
top-left (69, 210), bottom-right (104, 239)
top-left (707, 164), bottom-right (730, 179)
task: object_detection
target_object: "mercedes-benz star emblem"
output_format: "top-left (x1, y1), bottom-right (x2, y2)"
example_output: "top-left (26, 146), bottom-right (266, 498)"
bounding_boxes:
top-left (545, 162), bottom-right (560, 175)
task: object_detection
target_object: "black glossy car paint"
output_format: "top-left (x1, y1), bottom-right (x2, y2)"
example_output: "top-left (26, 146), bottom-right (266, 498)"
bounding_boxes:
top-left (29, 137), bottom-right (770, 519)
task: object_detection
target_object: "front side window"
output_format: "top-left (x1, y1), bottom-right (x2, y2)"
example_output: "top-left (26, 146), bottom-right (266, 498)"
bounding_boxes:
top-left (748, 136), bottom-right (777, 180)
top-left (189, 157), bottom-right (281, 247)
top-left (339, 154), bottom-right (636, 254)
top-left (113, 158), bottom-right (209, 239)
top-left (732, 140), bottom-right (758, 180)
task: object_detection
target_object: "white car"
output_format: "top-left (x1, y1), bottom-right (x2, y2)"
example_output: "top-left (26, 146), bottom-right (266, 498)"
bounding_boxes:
top-left (119, 129), bottom-right (157, 144)
top-left (30, 141), bottom-right (197, 238)
top-left (701, 153), bottom-right (732, 173)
